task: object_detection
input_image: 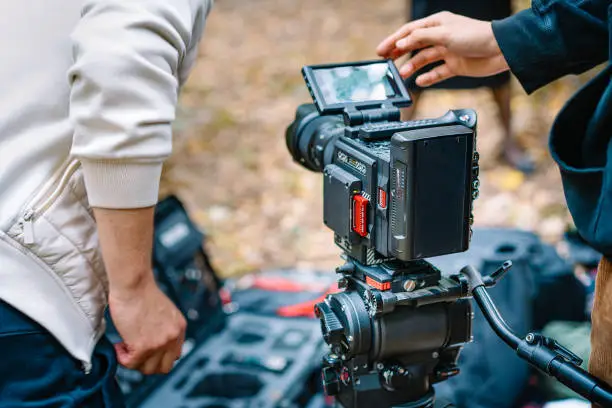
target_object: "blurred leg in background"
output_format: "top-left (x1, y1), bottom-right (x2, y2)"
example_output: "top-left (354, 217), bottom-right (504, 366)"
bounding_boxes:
top-left (589, 257), bottom-right (612, 388)
top-left (403, 0), bottom-right (535, 173)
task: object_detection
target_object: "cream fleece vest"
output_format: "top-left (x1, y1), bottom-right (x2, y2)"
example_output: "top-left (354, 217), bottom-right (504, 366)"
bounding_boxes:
top-left (0, 0), bottom-right (212, 366)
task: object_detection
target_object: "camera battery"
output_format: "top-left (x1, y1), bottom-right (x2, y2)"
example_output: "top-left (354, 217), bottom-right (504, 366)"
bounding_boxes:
top-left (390, 125), bottom-right (474, 260)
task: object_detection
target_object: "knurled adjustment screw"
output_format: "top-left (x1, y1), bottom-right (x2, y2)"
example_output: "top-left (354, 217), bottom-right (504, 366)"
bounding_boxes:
top-left (323, 353), bottom-right (341, 367)
top-left (336, 263), bottom-right (355, 275)
top-left (402, 280), bottom-right (416, 292)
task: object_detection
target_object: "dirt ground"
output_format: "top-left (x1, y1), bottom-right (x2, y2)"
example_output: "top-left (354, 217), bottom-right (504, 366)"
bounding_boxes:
top-left (161, 0), bottom-right (597, 277)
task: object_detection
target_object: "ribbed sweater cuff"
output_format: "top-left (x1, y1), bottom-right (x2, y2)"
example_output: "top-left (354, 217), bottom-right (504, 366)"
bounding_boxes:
top-left (80, 160), bottom-right (162, 208)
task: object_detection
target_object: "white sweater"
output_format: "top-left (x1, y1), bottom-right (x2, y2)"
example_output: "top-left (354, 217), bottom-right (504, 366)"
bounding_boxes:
top-left (0, 0), bottom-right (212, 365)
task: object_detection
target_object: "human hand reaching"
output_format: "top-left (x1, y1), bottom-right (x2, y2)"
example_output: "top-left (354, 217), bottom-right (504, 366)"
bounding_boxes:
top-left (376, 12), bottom-right (510, 87)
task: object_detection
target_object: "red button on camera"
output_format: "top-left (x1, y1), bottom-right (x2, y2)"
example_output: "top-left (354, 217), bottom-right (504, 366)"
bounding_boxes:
top-left (352, 195), bottom-right (369, 237)
top-left (378, 188), bottom-right (387, 209)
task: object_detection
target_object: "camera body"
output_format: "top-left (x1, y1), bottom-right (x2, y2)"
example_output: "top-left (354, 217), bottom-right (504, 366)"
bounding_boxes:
top-left (286, 59), bottom-right (478, 407)
top-left (287, 60), bottom-right (480, 265)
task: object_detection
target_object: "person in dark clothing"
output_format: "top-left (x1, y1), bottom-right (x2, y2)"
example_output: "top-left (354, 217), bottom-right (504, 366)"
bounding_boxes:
top-left (404, 0), bottom-right (536, 172)
top-left (377, 0), bottom-right (612, 387)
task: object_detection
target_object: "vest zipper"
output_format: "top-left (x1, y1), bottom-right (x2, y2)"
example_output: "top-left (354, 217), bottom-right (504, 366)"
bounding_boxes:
top-left (22, 210), bottom-right (35, 244)
top-left (21, 160), bottom-right (80, 245)
top-left (82, 361), bottom-right (92, 374)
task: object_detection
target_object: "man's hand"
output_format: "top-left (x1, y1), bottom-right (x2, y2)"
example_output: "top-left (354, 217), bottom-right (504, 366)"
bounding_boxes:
top-left (94, 207), bottom-right (186, 375)
top-left (376, 12), bottom-right (510, 87)
top-left (109, 277), bottom-right (186, 374)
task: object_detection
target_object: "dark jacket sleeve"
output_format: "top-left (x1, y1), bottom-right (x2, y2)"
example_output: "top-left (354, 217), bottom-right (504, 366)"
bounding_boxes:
top-left (491, 0), bottom-right (609, 94)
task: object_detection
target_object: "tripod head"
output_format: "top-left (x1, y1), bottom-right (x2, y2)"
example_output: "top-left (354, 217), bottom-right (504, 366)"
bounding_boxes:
top-left (316, 258), bottom-right (612, 408)
top-left (315, 258), bottom-right (472, 408)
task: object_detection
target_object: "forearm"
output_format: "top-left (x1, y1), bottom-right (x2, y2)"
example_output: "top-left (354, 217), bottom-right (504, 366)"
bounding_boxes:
top-left (97, 206), bottom-right (188, 375)
top-left (94, 207), bottom-right (156, 293)
top-left (492, 0), bottom-right (608, 94)
top-left (69, 0), bottom-right (212, 209)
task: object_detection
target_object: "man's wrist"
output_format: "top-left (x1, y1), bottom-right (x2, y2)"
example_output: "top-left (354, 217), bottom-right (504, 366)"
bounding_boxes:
top-left (490, 54), bottom-right (510, 75)
top-left (94, 206), bottom-right (157, 299)
top-left (109, 268), bottom-right (157, 299)
top-left (484, 22), bottom-right (501, 56)
top-left (491, 9), bottom-right (551, 94)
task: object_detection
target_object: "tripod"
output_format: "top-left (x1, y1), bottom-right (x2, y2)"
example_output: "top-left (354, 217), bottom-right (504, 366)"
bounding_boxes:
top-left (315, 258), bottom-right (471, 408)
top-left (315, 257), bottom-right (612, 408)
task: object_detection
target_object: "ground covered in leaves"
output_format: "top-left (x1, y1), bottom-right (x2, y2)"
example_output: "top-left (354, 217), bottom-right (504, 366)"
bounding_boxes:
top-left (162, 0), bottom-right (598, 277)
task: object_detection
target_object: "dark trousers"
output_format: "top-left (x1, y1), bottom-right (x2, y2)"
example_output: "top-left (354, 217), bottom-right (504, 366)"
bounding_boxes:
top-left (0, 299), bottom-right (125, 407)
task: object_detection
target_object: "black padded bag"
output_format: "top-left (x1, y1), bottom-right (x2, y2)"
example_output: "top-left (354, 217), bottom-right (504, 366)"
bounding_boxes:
top-left (429, 228), bottom-right (578, 408)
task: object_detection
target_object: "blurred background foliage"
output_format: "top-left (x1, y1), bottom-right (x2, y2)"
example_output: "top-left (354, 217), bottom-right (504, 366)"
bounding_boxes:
top-left (160, 0), bottom-right (602, 277)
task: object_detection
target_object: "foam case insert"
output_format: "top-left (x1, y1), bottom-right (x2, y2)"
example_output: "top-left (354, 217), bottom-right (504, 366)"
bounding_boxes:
top-left (139, 312), bottom-right (327, 408)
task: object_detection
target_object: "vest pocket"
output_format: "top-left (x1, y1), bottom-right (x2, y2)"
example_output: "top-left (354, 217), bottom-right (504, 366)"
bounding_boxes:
top-left (6, 159), bottom-right (107, 327)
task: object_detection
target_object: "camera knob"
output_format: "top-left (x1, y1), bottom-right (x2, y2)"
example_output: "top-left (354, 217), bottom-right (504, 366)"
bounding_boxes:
top-left (315, 302), bottom-right (345, 345)
top-left (381, 365), bottom-right (412, 391)
top-left (321, 362), bottom-right (342, 396)
top-left (323, 353), bottom-right (342, 368)
top-left (365, 290), bottom-right (397, 317)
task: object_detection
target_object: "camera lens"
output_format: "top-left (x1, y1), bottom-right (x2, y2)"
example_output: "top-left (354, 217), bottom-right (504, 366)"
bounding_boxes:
top-left (285, 104), bottom-right (343, 172)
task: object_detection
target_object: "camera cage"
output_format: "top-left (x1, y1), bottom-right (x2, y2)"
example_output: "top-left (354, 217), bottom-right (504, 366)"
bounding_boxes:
top-left (302, 59), bottom-right (412, 115)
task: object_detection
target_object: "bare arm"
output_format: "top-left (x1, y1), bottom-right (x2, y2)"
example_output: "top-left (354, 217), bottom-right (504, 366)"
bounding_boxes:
top-left (94, 207), bottom-right (156, 292)
top-left (94, 207), bottom-right (186, 375)
top-left (68, 0), bottom-right (212, 374)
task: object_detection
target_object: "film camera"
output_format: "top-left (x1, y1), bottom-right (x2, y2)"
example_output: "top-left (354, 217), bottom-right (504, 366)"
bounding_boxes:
top-left (286, 60), bottom-right (612, 408)
top-left (286, 60), bottom-right (479, 408)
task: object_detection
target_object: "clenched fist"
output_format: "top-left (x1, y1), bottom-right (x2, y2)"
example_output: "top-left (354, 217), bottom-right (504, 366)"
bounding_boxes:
top-left (109, 277), bottom-right (186, 375)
